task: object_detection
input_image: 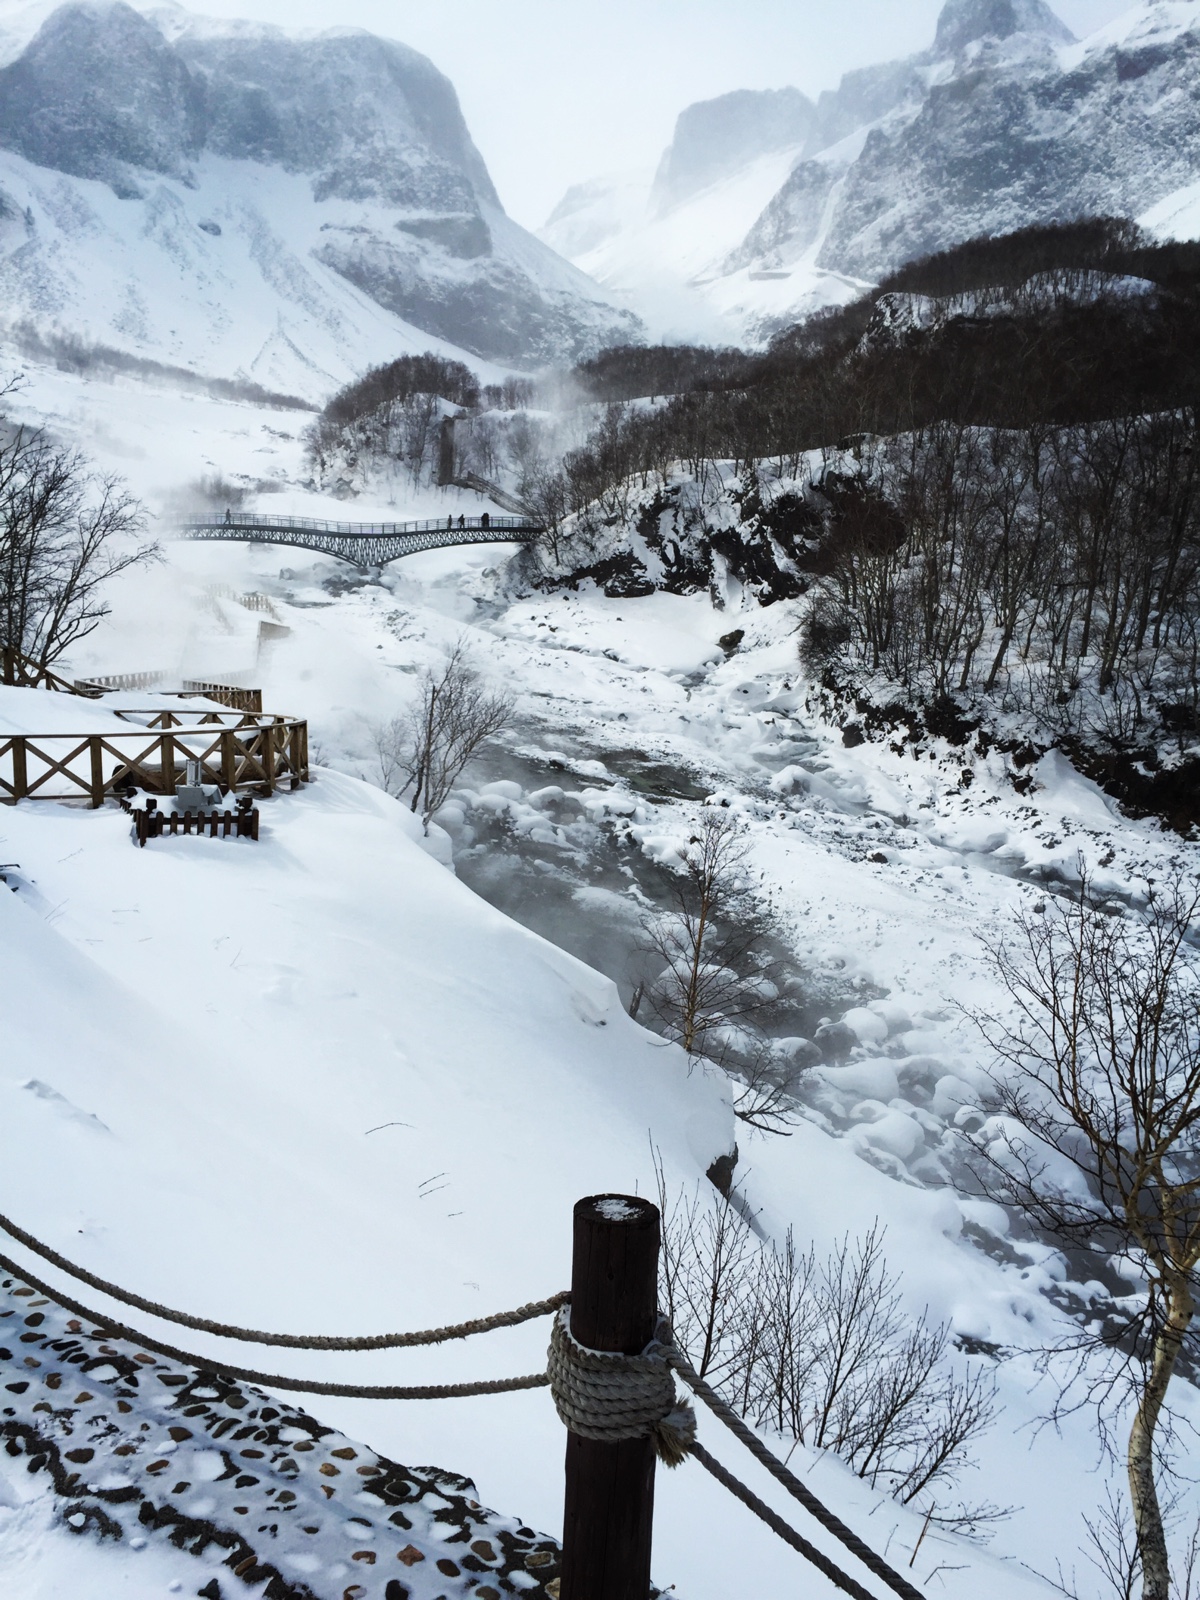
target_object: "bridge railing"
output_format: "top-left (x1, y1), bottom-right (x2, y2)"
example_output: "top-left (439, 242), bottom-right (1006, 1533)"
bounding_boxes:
top-left (180, 513), bottom-right (539, 538)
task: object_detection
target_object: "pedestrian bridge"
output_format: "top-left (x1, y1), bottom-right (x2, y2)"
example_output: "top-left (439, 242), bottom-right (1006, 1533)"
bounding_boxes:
top-left (179, 512), bottom-right (543, 566)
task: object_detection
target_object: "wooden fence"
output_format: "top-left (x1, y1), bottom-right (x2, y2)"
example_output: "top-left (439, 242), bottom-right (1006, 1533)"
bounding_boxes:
top-left (0, 710), bottom-right (308, 806)
top-left (74, 670), bottom-right (169, 695)
top-left (2, 646), bottom-right (89, 695)
top-left (72, 675), bottom-right (263, 712)
top-left (6, 652), bottom-right (265, 714)
top-left (179, 682), bottom-right (264, 713)
top-left (131, 803), bottom-right (260, 846)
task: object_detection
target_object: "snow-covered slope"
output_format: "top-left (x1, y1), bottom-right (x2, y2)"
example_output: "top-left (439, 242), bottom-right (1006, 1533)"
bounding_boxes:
top-left (542, 0), bottom-right (1200, 345)
top-left (0, 1), bottom-right (640, 397)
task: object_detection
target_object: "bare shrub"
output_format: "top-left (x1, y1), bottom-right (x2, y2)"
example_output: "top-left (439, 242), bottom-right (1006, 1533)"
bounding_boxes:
top-left (641, 808), bottom-right (774, 1057)
top-left (639, 808), bottom-right (802, 1134)
top-left (1041, 1486), bottom-right (1200, 1600)
top-left (195, 472), bottom-right (246, 508)
top-left (656, 1163), bottom-right (1002, 1533)
top-left (729, 1043), bottom-right (804, 1136)
top-left (656, 1173), bottom-right (765, 1394)
top-left (373, 642), bottom-right (512, 830)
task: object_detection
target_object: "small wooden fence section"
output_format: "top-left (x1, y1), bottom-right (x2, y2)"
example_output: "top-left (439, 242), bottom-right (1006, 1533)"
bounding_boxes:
top-left (6, 650), bottom-right (261, 713)
top-left (131, 801), bottom-right (260, 846)
top-left (0, 708), bottom-right (308, 807)
top-left (72, 675), bottom-right (264, 713)
top-left (179, 682), bottom-right (264, 713)
top-left (74, 670), bottom-right (169, 695)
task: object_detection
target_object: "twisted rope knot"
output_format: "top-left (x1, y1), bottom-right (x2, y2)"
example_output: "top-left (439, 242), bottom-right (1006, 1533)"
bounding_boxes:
top-left (547, 1310), bottom-right (696, 1467)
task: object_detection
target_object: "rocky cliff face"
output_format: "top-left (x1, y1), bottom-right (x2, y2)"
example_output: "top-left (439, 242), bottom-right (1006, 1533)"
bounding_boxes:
top-left (650, 88), bottom-right (818, 214)
top-left (0, 3), bottom-right (204, 191)
top-left (932, 0), bottom-right (1073, 55)
top-left (736, 0), bottom-right (1200, 289)
top-left (543, 0), bottom-right (1200, 347)
top-left (0, 1), bottom-right (638, 389)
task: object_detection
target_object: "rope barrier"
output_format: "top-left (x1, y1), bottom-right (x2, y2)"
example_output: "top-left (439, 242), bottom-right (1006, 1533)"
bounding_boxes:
top-left (0, 1209), bottom-right (925, 1599)
top-left (689, 1440), bottom-right (880, 1600)
top-left (0, 1209), bottom-right (567, 1350)
top-left (546, 1309), bottom-right (696, 1467)
top-left (666, 1347), bottom-right (925, 1600)
top-left (545, 1311), bottom-right (927, 1600)
top-left (546, 1313), bottom-right (918, 1600)
top-left (0, 1250), bottom-right (549, 1401)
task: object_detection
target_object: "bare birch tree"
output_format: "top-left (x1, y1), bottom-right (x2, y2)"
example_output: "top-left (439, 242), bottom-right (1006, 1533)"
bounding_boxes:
top-left (641, 807), bottom-right (774, 1057)
top-left (374, 642), bottom-right (512, 831)
top-left (968, 870), bottom-right (1200, 1600)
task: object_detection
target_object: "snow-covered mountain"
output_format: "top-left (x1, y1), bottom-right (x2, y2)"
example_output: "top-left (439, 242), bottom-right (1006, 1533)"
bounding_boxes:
top-left (542, 0), bottom-right (1200, 345)
top-left (0, 1), bottom-right (640, 399)
top-left (650, 87), bottom-right (819, 216)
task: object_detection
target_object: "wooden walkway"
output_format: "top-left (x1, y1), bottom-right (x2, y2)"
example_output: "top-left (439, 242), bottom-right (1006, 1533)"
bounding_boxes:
top-left (179, 512), bottom-right (543, 566)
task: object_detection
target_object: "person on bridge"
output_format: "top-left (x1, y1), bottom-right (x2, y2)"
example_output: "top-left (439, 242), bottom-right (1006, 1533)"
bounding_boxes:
top-left (446, 515), bottom-right (453, 531)
top-left (481, 511), bottom-right (490, 529)
top-left (223, 507), bottom-right (232, 525)
top-left (458, 514), bottom-right (466, 529)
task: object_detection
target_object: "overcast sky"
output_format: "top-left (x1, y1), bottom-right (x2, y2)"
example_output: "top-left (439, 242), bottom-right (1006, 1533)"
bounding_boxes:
top-left (3, 0), bottom-right (1138, 227)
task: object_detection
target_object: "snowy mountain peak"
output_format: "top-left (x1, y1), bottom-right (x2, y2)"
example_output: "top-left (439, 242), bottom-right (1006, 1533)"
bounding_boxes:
top-left (543, 0), bottom-right (1200, 347)
top-left (0, 1), bottom-right (202, 191)
top-left (0, 0), bottom-right (500, 213)
top-left (651, 87), bottom-right (817, 215)
top-left (0, 0), bottom-right (640, 385)
top-left (932, 0), bottom-right (1075, 55)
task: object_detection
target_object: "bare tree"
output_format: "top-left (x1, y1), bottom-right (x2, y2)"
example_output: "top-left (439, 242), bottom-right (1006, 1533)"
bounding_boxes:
top-left (374, 642), bottom-right (512, 831)
top-left (729, 1043), bottom-right (803, 1136)
top-left (0, 423), bottom-right (151, 669)
top-left (1041, 1485), bottom-right (1200, 1600)
top-left (968, 870), bottom-right (1200, 1600)
top-left (656, 1165), bottom-right (764, 1392)
top-left (655, 1159), bottom-right (1002, 1532)
top-left (641, 807), bottom-right (774, 1057)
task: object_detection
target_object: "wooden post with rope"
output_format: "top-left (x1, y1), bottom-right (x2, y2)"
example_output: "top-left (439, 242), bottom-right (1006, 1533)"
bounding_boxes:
top-left (561, 1194), bottom-right (660, 1600)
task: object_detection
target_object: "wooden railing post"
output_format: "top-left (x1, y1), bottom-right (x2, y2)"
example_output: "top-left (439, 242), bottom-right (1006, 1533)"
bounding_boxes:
top-left (89, 738), bottom-right (105, 808)
top-left (221, 730), bottom-right (237, 794)
top-left (288, 722), bottom-right (304, 789)
top-left (561, 1194), bottom-right (661, 1600)
top-left (11, 737), bottom-right (28, 801)
top-left (161, 732), bottom-right (176, 796)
